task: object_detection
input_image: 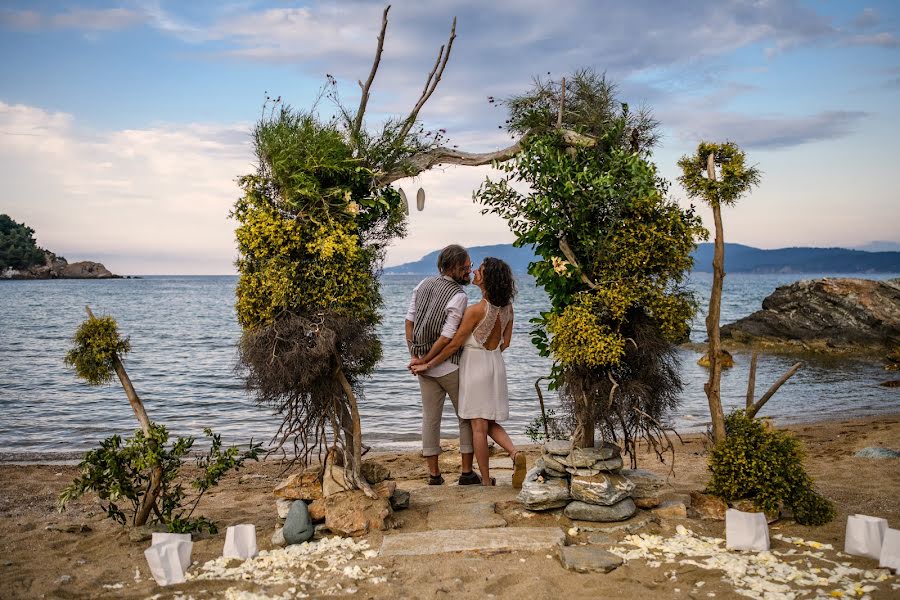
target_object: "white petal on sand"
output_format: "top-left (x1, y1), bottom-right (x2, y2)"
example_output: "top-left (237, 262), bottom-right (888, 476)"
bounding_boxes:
top-left (609, 525), bottom-right (894, 600)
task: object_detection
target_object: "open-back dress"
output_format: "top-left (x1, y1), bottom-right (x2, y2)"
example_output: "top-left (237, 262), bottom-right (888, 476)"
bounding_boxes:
top-left (458, 302), bottom-right (513, 421)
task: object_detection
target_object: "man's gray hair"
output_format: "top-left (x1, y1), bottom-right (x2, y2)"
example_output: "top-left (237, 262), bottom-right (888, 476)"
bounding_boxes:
top-left (437, 244), bottom-right (469, 274)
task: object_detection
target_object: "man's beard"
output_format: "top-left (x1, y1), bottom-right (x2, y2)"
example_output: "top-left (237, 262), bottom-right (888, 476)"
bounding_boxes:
top-left (452, 272), bottom-right (470, 285)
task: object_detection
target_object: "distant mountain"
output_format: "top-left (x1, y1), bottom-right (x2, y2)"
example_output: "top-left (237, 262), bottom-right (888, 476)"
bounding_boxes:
top-left (854, 241), bottom-right (900, 253)
top-left (690, 244), bottom-right (900, 273)
top-left (384, 244), bottom-right (538, 274)
top-left (385, 243), bottom-right (900, 274)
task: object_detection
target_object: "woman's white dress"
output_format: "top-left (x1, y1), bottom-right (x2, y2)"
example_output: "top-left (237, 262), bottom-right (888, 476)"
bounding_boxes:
top-left (458, 302), bottom-right (513, 421)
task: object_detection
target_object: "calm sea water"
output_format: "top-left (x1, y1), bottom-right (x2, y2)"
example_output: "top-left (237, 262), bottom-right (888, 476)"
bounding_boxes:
top-left (1, 273), bottom-right (897, 459)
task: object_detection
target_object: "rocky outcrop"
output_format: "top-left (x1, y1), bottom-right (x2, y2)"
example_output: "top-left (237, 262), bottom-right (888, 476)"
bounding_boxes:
top-left (721, 278), bottom-right (900, 353)
top-left (2, 252), bottom-right (119, 279)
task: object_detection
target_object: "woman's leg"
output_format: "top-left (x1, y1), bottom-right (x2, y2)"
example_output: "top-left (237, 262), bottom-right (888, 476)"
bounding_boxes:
top-left (486, 421), bottom-right (516, 456)
top-left (471, 418), bottom-right (492, 485)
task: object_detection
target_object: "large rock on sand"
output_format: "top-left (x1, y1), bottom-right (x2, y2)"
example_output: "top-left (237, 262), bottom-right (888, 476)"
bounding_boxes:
top-left (721, 278), bottom-right (900, 353)
top-left (517, 467), bottom-right (570, 511)
top-left (324, 490), bottom-right (392, 537)
top-left (570, 473), bottom-right (634, 506)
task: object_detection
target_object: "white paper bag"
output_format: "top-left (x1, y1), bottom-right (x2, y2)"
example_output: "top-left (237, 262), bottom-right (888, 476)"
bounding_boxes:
top-left (845, 514), bottom-right (888, 560)
top-left (223, 524), bottom-right (258, 559)
top-left (151, 533), bottom-right (192, 571)
top-left (725, 508), bottom-right (770, 551)
top-left (144, 540), bottom-right (190, 586)
top-left (879, 527), bottom-right (900, 571)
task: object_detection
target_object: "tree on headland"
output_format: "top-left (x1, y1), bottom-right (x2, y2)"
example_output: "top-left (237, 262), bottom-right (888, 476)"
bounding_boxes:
top-left (0, 214), bottom-right (49, 271)
top-left (677, 142), bottom-right (760, 445)
top-left (478, 72), bottom-right (706, 464)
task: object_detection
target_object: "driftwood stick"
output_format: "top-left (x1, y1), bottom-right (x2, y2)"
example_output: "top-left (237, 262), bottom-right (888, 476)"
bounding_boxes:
top-left (746, 362), bottom-right (803, 419)
top-left (350, 5), bottom-right (390, 151)
top-left (557, 77), bottom-right (566, 129)
top-left (746, 351), bottom-right (758, 408)
top-left (396, 16), bottom-right (457, 141)
top-left (534, 376), bottom-right (549, 440)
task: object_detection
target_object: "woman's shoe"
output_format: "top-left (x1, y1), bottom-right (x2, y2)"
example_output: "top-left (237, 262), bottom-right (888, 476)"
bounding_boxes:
top-left (512, 452), bottom-right (527, 489)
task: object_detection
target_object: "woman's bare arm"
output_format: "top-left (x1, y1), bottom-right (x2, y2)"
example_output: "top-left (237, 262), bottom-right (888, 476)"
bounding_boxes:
top-left (412, 304), bottom-right (482, 373)
top-left (501, 306), bottom-right (514, 351)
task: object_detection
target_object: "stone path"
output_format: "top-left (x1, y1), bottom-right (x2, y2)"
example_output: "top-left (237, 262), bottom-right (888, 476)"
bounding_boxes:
top-left (378, 527), bottom-right (565, 557)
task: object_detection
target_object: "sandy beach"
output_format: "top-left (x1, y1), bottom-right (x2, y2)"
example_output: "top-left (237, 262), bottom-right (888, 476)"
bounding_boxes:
top-left (1, 414), bottom-right (898, 599)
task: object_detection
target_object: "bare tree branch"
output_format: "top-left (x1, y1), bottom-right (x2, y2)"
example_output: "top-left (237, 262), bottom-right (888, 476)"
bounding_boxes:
top-left (396, 16), bottom-right (457, 142)
top-left (374, 129), bottom-right (594, 186)
top-left (746, 351), bottom-right (758, 408)
top-left (350, 5), bottom-right (390, 152)
top-left (375, 139), bottom-right (523, 185)
top-left (557, 77), bottom-right (566, 129)
top-left (746, 362), bottom-right (802, 419)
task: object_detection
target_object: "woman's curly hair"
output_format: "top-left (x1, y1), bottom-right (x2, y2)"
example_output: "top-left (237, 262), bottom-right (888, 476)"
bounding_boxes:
top-left (481, 257), bottom-right (517, 307)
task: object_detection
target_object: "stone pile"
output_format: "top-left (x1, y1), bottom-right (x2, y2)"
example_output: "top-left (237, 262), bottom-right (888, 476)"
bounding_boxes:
top-left (519, 441), bottom-right (664, 523)
top-left (271, 459), bottom-right (408, 544)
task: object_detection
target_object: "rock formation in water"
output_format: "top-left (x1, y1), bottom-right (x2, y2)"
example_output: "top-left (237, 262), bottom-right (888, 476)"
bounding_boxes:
top-left (1, 252), bottom-right (119, 280)
top-left (721, 277), bottom-right (900, 353)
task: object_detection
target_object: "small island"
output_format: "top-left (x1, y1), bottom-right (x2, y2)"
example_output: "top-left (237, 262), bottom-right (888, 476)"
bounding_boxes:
top-left (0, 214), bottom-right (119, 280)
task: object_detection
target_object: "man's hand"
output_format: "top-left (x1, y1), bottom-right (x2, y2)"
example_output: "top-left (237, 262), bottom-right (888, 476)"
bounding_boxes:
top-left (408, 356), bottom-right (424, 375)
top-left (410, 362), bottom-right (431, 375)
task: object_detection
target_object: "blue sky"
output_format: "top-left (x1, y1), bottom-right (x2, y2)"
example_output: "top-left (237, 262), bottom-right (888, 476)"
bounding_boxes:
top-left (1, 0), bottom-right (898, 274)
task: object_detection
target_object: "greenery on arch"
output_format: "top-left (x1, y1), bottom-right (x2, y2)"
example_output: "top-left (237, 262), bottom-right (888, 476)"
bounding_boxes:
top-left (477, 72), bottom-right (707, 464)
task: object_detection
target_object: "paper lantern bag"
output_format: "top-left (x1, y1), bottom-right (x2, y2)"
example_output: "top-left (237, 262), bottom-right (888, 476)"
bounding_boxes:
top-left (725, 508), bottom-right (770, 551)
top-left (879, 528), bottom-right (900, 571)
top-left (144, 540), bottom-right (191, 586)
top-left (223, 524), bottom-right (258, 560)
top-left (845, 514), bottom-right (887, 560)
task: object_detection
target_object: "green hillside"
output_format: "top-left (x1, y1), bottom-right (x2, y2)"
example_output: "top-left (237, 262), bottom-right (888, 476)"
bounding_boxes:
top-left (0, 215), bottom-right (49, 271)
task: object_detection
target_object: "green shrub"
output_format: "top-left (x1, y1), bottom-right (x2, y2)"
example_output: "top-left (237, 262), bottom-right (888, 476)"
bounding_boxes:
top-left (707, 411), bottom-right (834, 526)
top-left (64, 316), bottom-right (131, 385)
top-left (524, 408), bottom-right (568, 443)
top-left (59, 425), bottom-right (262, 533)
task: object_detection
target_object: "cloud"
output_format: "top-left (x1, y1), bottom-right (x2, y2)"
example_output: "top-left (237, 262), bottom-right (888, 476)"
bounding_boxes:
top-left (0, 100), bottom-right (516, 272)
top-left (0, 7), bottom-right (146, 31)
top-left (843, 32), bottom-right (900, 48)
top-left (664, 108), bottom-right (869, 150)
top-left (0, 101), bottom-right (253, 274)
top-left (853, 8), bottom-right (880, 29)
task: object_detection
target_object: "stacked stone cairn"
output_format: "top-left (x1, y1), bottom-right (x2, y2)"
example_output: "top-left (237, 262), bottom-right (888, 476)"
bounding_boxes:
top-left (271, 458), bottom-right (409, 544)
top-left (518, 440), bottom-right (664, 522)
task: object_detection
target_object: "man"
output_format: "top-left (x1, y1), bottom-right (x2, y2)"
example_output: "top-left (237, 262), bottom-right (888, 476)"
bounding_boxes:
top-left (405, 244), bottom-right (479, 485)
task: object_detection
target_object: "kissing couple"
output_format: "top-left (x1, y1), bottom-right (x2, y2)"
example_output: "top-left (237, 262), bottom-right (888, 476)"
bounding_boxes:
top-left (405, 244), bottom-right (527, 487)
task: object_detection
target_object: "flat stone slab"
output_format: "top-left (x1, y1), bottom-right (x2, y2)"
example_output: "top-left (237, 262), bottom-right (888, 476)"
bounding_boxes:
top-left (559, 545), bottom-right (623, 573)
top-left (427, 501), bottom-right (507, 530)
top-left (379, 527), bottom-right (566, 557)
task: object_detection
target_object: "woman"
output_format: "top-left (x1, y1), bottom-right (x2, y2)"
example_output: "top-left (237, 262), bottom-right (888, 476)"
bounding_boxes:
top-left (411, 257), bottom-right (527, 488)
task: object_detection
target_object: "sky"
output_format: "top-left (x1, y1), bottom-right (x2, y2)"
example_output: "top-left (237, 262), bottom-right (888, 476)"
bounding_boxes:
top-left (1, 1), bottom-right (898, 275)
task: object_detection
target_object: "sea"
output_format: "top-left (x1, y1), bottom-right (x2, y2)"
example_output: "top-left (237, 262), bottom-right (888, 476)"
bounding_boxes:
top-left (0, 273), bottom-right (897, 461)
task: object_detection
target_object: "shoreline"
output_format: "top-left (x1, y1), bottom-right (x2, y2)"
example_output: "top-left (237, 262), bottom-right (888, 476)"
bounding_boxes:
top-left (4, 411), bottom-right (899, 467)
